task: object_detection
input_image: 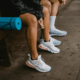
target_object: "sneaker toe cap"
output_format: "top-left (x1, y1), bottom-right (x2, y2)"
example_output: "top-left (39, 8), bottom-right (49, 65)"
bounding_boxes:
top-left (53, 48), bottom-right (60, 53)
top-left (43, 65), bottom-right (52, 72)
top-left (59, 31), bottom-right (67, 36)
top-left (50, 30), bottom-right (67, 36)
top-left (53, 40), bottom-right (61, 46)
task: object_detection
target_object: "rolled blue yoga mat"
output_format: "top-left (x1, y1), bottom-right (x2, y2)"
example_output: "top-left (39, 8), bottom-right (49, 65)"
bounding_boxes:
top-left (0, 17), bottom-right (22, 30)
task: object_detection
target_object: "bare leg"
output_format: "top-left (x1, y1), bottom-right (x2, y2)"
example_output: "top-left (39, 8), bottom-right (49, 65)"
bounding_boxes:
top-left (40, 0), bottom-right (51, 14)
top-left (38, 6), bottom-right (50, 50)
top-left (49, 0), bottom-right (67, 36)
top-left (50, 0), bottom-right (60, 16)
top-left (19, 13), bottom-right (38, 59)
top-left (38, 6), bottom-right (60, 53)
top-left (42, 6), bottom-right (50, 41)
top-left (19, 13), bottom-right (52, 72)
top-left (40, 0), bottom-right (61, 46)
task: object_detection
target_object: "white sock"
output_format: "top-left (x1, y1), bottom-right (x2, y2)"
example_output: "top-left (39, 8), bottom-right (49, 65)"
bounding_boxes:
top-left (50, 16), bottom-right (56, 30)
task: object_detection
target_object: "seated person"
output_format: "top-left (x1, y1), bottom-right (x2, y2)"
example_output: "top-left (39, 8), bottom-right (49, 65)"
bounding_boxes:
top-left (40, 0), bottom-right (67, 37)
top-left (1, 0), bottom-right (60, 72)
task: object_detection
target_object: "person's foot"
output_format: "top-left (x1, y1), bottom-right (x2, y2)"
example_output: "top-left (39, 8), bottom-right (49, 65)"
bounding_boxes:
top-left (50, 36), bottom-right (61, 46)
top-left (26, 54), bottom-right (52, 72)
top-left (38, 39), bottom-right (60, 53)
top-left (49, 28), bottom-right (67, 36)
top-left (40, 37), bottom-right (61, 46)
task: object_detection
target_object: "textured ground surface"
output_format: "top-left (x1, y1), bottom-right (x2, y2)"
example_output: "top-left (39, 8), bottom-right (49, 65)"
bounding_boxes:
top-left (0, 0), bottom-right (80, 80)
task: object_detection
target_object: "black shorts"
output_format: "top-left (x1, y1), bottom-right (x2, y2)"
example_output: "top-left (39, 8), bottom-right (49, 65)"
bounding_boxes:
top-left (1, 0), bottom-right (44, 20)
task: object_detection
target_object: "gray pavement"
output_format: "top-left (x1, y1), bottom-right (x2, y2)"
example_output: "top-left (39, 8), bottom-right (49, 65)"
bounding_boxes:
top-left (0, 0), bottom-right (80, 80)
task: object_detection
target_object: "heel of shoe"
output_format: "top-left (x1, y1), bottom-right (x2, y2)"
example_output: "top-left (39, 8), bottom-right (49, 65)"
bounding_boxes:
top-left (26, 61), bottom-right (35, 69)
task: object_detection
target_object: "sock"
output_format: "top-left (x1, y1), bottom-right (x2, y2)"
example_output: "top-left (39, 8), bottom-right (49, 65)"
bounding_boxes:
top-left (31, 58), bottom-right (37, 60)
top-left (44, 40), bottom-right (50, 42)
top-left (50, 16), bottom-right (56, 30)
top-left (31, 57), bottom-right (38, 60)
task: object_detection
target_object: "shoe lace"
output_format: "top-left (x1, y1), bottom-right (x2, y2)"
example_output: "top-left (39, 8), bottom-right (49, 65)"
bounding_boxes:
top-left (55, 28), bottom-right (62, 32)
top-left (28, 54), bottom-right (46, 66)
top-left (41, 58), bottom-right (45, 62)
top-left (49, 42), bottom-right (54, 47)
top-left (39, 57), bottom-right (46, 65)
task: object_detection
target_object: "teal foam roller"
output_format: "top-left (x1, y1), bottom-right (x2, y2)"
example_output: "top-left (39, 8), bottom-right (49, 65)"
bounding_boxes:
top-left (0, 17), bottom-right (22, 30)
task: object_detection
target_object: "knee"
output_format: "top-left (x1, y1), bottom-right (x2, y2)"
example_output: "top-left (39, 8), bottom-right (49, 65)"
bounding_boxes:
top-left (44, 1), bottom-right (51, 13)
top-left (20, 13), bottom-right (37, 27)
top-left (45, 1), bottom-right (51, 9)
top-left (25, 15), bottom-right (38, 29)
top-left (40, 0), bottom-right (51, 13)
top-left (52, 0), bottom-right (60, 5)
top-left (29, 16), bottom-right (37, 26)
top-left (43, 7), bottom-right (50, 16)
top-left (31, 16), bottom-right (37, 24)
top-left (55, 0), bottom-right (60, 6)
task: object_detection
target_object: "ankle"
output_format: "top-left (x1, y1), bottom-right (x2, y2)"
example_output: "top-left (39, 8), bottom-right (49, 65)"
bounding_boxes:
top-left (43, 38), bottom-right (50, 42)
top-left (31, 54), bottom-right (38, 60)
top-left (44, 40), bottom-right (50, 42)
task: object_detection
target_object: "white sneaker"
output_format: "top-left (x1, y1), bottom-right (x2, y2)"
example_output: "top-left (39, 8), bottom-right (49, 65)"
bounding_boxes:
top-left (49, 28), bottom-right (67, 36)
top-left (26, 54), bottom-right (52, 72)
top-left (50, 36), bottom-right (61, 46)
top-left (40, 39), bottom-right (60, 53)
top-left (40, 37), bottom-right (61, 46)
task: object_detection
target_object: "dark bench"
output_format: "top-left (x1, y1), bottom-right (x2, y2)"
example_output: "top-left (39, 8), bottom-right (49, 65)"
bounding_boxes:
top-left (0, 11), bottom-right (42, 67)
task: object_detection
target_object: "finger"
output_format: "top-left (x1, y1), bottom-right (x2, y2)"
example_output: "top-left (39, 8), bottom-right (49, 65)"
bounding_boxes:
top-left (38, 20), bottom-right (41, 25)
top-left (61, 2), bottom-right (64, 6)
top-left (60, 3), bottom-right (63, 6)
top-left (62, 0), bottom-right (66, 4)
top-left (38, 21), bottom-right (44, 29)
top-left (40, 18), bottom-right (43, 23)
top-left (40, 18), bottom-right (43, 26)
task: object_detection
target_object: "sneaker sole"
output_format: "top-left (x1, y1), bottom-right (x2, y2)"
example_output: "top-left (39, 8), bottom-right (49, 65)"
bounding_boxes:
top-left (39, 44), bottom-right (60, 53)
top-left (49, 33), bottom-right (67, 37)
top-left (26, 61), bottom-right (51, 72)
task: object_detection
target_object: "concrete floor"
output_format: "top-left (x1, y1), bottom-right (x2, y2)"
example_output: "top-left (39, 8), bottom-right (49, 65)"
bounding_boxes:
top-left (0, 0), bottom-right (80, 80)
